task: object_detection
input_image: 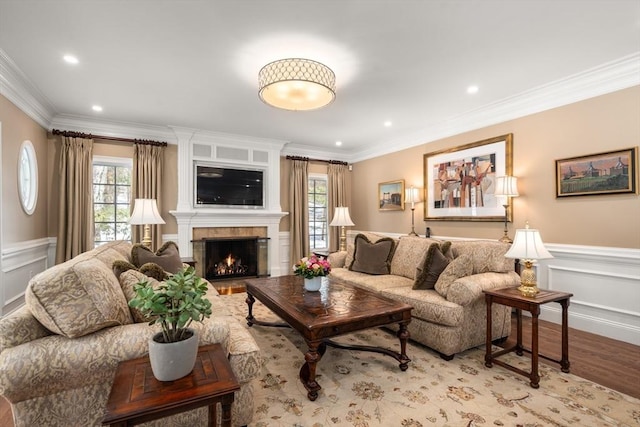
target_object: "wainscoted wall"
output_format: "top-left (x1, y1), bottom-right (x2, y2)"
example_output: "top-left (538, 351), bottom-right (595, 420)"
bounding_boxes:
top-left (0, 237), bottom-right (54, 316)
top-left (4, 233), bottom-right (638, 347)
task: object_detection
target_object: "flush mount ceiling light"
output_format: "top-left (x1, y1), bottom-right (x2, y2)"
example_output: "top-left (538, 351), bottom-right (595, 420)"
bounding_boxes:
top-left (258, 58), bottom-right (336, 111)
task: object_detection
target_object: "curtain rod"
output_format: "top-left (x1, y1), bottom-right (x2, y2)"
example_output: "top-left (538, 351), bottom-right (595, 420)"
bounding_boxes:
top-left (51, 129), bottom-right (168, 147)
top-left (285, 155), bottom-right (348, 166)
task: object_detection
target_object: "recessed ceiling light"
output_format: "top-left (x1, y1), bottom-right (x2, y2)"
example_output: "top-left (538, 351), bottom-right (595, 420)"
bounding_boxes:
top-left (63, 55), bottom-right (79, 65)
top-left (384, 121), bottom-right (392, 127)
top-left (467, 85), bottom-right (479, 94)
top-left (92, 105), bottom-right (103, 112)
top-left (335, 141), bottom-right (342, 146)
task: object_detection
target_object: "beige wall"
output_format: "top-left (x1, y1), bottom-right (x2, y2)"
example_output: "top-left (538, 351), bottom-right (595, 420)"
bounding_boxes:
top-left (0, 95), bottom-right (49, 244)
top-left (351, 86), bottom-right (640, 249)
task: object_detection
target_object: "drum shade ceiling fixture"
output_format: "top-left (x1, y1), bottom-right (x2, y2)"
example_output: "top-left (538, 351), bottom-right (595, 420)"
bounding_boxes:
top-left (258, 58), bottom-right (336, 111)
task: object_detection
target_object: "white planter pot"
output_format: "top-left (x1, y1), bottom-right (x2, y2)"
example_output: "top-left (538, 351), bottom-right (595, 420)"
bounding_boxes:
top-left (304, 276), bottom-right (323, 292)
top-left (148, 328), bottom-right (199, 381)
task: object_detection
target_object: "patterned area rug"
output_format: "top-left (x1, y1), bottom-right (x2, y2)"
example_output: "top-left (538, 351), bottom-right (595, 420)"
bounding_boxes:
top-left (223, 292), bottom-right (639, 426)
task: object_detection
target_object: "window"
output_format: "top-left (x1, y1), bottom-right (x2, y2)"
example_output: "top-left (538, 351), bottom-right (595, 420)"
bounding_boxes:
top-left (308, 174), bottom-right (328, 250)
top-left (18, 140), bottom-right (38, 215)
top-left (93, 157), bottom-right (132, 247)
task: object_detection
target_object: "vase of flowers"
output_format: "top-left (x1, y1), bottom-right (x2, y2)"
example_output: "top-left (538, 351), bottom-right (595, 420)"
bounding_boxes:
top-left (293, 254), bottom-right (331, 292)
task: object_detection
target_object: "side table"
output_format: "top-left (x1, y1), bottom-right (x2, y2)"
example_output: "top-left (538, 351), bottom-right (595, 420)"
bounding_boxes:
top-left (102, 343), bottom-right (240, 427)
top-left (484, 287), bottom-right (573, 388)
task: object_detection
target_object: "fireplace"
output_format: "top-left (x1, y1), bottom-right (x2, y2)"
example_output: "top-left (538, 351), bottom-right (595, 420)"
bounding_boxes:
top-left (197, 236), bottom-right (269, 282)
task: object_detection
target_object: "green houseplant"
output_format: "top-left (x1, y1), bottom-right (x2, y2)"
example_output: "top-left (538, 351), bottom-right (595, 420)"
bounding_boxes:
top-left (129, 266), bottom-right (213, 381)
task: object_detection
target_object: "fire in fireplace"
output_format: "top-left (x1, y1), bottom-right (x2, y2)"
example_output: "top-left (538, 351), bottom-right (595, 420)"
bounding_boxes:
top-left (199, 236), bottom-right (268, 281)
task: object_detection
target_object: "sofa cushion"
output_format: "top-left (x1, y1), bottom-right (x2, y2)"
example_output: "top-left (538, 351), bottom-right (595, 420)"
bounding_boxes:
top-left (451, 240), bottom-right (514, 274)
top-left (76, 240), bottom-right (133, 266)
top-left (413, 241), bottom-right (452, 290)
top-left (382, 287), bottom-right (463, 327)
top-left (119, 269), bottom-right (163, 323)
top-left (390, 236), bottom-right (441, 280)
top-left (26, 257), bottom-right (133, 338)
top-left (345, 232), bottom-right (390, 268)
top-left (350, 234), bottom-right (395, 275)
top-left (434, 253), bottom-right (474, 298)
top-left (131, 241), bottom-right (183, 274)
top-left (330, 268), bottom-right (412, 292)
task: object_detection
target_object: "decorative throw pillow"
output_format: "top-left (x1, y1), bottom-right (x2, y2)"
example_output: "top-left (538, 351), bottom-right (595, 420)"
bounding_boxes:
top-left (131, 241), bottom-right (183, 274)
top-left (344, 232), bottom-right (390, 267)
top-left (413, 241), bottom-right (453, 290)
top-left (349, 234), bottom-right (395, 275)
top-left (389, 236), bottom-right (442, 280)
top-left (434, 253), bottom-right (474, 298)
top-left (119, 269), bottom-right (163, 323)
top-left (112, 260), bottom-right (168, 282)
top-left (25, 257), bottom-right (133, 338)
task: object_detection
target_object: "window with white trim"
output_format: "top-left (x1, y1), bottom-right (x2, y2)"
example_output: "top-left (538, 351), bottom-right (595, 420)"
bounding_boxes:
top-left (308, 174), bottom-right (328, 251)
top-left (93, 157), bottom-right (132, 247)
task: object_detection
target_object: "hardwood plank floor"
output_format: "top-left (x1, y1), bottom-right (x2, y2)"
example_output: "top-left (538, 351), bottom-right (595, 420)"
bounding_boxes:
top-left (0, 313), bottom-right (638, 426)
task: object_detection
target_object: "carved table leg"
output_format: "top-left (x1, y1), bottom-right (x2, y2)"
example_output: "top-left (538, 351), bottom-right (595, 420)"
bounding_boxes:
top-left (530, 306), bottom-right (541, 389)
top-left (485, 294), bottom-right (493, 368)
top-left (397, 321), bottom-right (411, 371)
top-left (299, 341), bottom-right (325, 401)
top-left (560, 299), bottom-right (571, 373)
top-left (246, 293), bottom-right (255, 327)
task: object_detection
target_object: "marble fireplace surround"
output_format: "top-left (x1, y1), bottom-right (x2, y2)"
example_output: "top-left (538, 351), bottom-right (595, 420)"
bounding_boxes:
top-left (169, 128), bottom-right (288, 277)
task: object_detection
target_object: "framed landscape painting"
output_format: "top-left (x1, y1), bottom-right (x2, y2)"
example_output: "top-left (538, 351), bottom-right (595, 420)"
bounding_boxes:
top-left (423, 134), bottom-right (513, 221)
top-left (378, 180), bottom-right (405, 211)
top-left (555, 147), bottom-right (638, 197)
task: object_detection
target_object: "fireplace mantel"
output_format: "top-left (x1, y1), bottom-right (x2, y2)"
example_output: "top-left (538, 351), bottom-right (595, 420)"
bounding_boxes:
top-left (169, 127), bottom-right (289, 277)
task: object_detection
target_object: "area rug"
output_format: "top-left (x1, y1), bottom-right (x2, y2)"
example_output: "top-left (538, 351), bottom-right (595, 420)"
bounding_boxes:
top-left (222, 292), bottom-right (639, 427)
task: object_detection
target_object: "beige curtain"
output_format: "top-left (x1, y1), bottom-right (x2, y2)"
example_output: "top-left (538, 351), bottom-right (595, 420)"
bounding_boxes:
top-left (56, 136), bottom-right (94, 263)
top-left (328, 163), bottom-right (350, 252)
top-left (132, 143), bottom-right (165, 251)
top-left (289, 159), bottom-right (309, 265)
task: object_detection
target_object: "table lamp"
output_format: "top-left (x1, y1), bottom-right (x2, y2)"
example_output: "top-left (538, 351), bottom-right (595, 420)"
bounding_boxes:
top-left (330, 207), bottom-right (354, 252)
top-left (129, 198), bottom-right (165, 248)
top-left (504, 224), bottom-right (553, 297)
top-left (404, 186), bottom-right (423, 236)
top-left (493, 176), bottom-right (519, 243)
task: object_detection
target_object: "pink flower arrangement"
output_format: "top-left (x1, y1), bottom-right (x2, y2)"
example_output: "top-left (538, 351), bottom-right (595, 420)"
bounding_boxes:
top-left (292, 254), bottom-right (331, 279)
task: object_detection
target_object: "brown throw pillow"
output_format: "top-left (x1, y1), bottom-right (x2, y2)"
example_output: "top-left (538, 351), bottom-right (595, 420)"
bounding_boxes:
top-left (131, 241), bottom-right (183, 274)
top-left (349, 234), bottom-right (395, 275)
top-left (413, 242), bottom-right (452, 290)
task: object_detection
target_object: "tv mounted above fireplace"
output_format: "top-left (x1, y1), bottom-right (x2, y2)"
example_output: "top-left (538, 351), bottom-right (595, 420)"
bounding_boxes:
top-left (195, 163), bottom-right (265, 208)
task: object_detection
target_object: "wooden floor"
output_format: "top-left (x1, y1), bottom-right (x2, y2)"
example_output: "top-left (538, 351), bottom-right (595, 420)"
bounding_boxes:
top-left (0, 311), bottom-right (638, 426)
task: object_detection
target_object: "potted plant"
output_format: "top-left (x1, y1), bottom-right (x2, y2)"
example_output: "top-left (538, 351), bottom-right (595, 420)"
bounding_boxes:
top-left (292, 254), bottom-right (331, 291)
top-left (129, 266), bottom-right (212, 381)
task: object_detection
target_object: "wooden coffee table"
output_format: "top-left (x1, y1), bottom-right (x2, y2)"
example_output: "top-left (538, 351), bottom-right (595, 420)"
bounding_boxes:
top-left (102, 344), bottom-right (240, 427)
top-left (244, 275), bottom-right (412, 401)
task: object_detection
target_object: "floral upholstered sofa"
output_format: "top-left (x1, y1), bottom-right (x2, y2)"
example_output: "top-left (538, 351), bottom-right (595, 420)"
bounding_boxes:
top-left (328, 233), bottom-right (519, 359)
top-left (0, 241), bottom-right (262, 427)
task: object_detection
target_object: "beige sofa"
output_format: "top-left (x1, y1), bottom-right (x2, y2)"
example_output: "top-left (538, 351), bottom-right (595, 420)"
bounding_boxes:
top-left (329, 234), bottom-right (519, 359)
top-left (0, 241), bottom-right (262, 427)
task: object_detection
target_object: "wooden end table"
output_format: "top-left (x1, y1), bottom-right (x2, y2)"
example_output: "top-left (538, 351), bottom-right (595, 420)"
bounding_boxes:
top-left (102, 344), bottom-right (240, 427)
top-left (484, 287), bottom-right (573, 388)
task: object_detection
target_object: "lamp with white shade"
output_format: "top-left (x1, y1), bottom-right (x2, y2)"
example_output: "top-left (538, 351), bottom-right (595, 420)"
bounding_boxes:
top-left (329, 207), bottom-right (355, 252)
top-left (493, 176), bottom-right (519, 243)
top-left (404, 186), bottom-right (423, 236)
top-left (129, 198), bottom-right (165, 249)
top-left (504, 224), bottom-right (553, 297)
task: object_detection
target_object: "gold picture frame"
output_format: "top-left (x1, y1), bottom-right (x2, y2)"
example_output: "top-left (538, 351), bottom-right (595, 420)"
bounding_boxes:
top-left (378, 179), bottom-right (405, 211)
top-left (555, 147), bottom-right (638, 197)
top-left (423, 134), bottom-right (513, 221)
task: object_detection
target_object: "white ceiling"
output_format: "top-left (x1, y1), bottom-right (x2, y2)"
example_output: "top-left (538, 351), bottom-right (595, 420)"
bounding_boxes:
top-left (1, 0), bottom-right (639, 162)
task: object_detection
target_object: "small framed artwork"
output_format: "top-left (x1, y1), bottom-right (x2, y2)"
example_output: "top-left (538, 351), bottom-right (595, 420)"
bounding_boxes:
top-left (378, 179), bottom-right (405, 211)
top-left (555, 147), bottom-right (638, 197)
top-left (423, 134), bottom-right (513, 221)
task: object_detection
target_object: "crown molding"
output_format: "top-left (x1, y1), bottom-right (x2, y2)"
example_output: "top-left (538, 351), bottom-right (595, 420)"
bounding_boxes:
top-left (0, 49), bottom-right (56, 128)
top-left (349, 52), bottom-right (640, 163)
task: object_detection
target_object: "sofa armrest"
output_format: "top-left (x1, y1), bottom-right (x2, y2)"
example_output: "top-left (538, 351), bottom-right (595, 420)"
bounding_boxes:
top-left (446, 271), bottom-right (520, 306)
top-left (328, 251), bottom-right (347, 268)
top-left (0, 306), bottom-right (52, 353)
top-left (0, 317), bottom-right (231, 403)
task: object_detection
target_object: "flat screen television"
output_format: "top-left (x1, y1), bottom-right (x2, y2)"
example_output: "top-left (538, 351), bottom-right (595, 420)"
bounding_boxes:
top-left (195, 164), bottom-right (264, 208)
